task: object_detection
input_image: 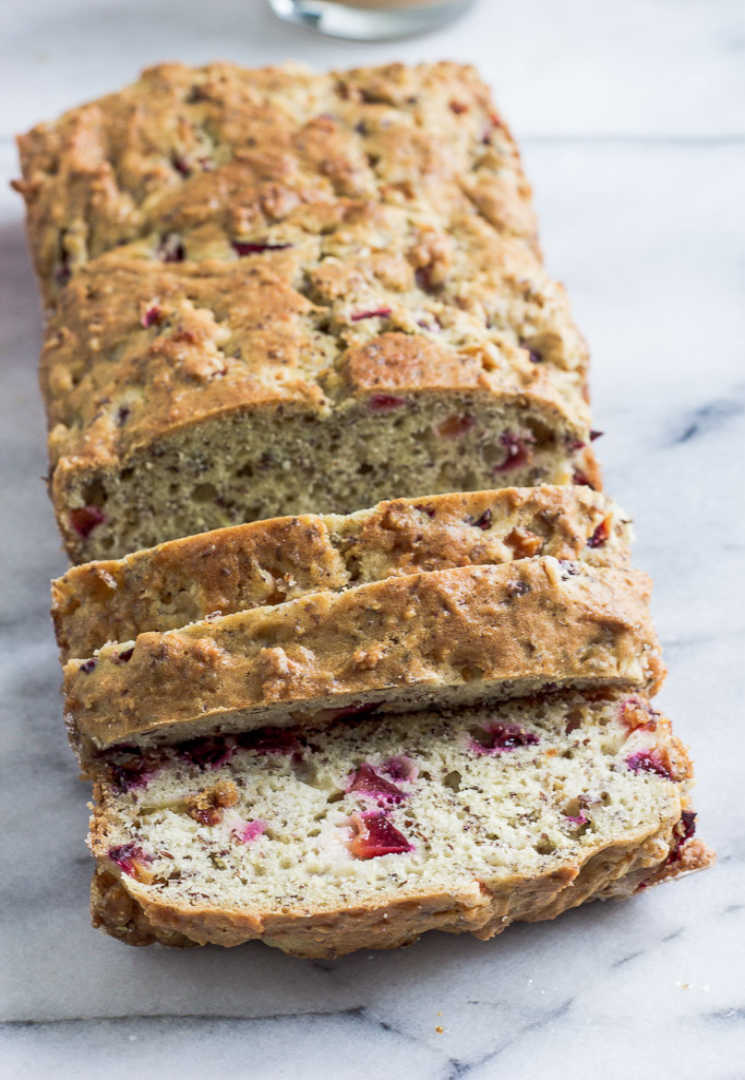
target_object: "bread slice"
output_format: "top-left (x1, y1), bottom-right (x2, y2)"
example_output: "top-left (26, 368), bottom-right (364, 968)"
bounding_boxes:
top-left (15, 61), bottom-right (597, 561)
top-left (87, 690), bottom-right (712, 956)
top-left (65, 558), bottom-right (664, 762)
top-left (52, 486), bottom-right (630, 661)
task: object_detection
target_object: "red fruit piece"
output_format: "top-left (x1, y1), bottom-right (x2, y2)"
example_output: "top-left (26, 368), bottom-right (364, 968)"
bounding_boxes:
top-left (625, 750), bottom-right (674, 780)
top-left (233, 820), bottom-right (267, 844)
top-left (436, 414), bottom-right (476, 439)
top-left (471, 508), bottom-right (493, 530)
top-left (415, 266), bottom-right (435, 293)
top-left (141, 305), bottom-right (162, 328)
top-left (232, 241), bottom-right (293, 256)
top-left (471, 723), bottom-right (540, 755)
top-left (381, 755), bottom-right (418, 783)
top-left (237, 727), bottom-right (301, 755)
top-left (157, 233), bottom-right (185, 262)
top-left (348, 812), bottom-right (413, 859)
top-left (368, 394), bottom-right (406, 412)
top-left (170, 152), bottom-right (191, 177)
top-left (108, 749), bottom-right (161, 793)
top-left (178, 736), bottom-right (235, 770)
top-left (350, 307), bottom-right (392, 322)
top-left (347, 763), bottom-right (406, 804)
top-left (667, 810), bottom-right (697, 863)
top-left (70, 506), bottom-right (105, 538)
top-left (619, 697), bottom-right (659, 733)
top-left (108, 843), bottom-right (152, 879)
top-left (587, 516), bottom-right (611, 548)
top-left (494, 431), bottom-right (534, 473)
top-left (572, 469), bottom-right (596, 490)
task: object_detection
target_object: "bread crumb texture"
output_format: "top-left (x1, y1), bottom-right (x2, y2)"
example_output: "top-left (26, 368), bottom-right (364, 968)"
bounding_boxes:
top-left (89, 691), bottom-right (712, 956)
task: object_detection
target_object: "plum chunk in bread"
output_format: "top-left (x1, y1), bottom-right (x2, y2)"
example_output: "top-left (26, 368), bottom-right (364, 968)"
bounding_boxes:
top-left (89, 691), bottom-right (713, 956)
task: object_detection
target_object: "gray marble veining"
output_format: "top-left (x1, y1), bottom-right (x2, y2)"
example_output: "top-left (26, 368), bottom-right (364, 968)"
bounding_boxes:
top-left (1, 1), bottom-right (743, 1076)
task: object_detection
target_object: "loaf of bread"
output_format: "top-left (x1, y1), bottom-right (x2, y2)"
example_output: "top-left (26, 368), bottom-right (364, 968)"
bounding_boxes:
top-left (65, 558), bottom-right (664, 762)
top-left (88, 690), bottom-right (712, 955)
top-left (17, 61), bottom-right (712, 959)
top-left (15, 62), bottom-right (598, 562)
top-left (53, 486), bottom-right (631, 661)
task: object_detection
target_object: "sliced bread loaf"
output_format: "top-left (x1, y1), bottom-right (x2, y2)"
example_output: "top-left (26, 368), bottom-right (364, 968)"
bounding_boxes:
top-left (65, 559), bottom-right (664, 762)
top-left (53, 486), bottom-right (630, 661)
top-left (88, 690), bottom-right (712, 956)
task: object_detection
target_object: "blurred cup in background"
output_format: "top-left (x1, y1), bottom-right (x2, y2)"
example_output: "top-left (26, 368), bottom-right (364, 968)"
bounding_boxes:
top-left (267, 0), bottom-right (474, 40)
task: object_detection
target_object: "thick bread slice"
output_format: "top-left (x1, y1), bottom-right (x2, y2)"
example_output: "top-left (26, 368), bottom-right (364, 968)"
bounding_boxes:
top-left (53, 486), bottom-right (630, 661)
top-left (87, 691), bottom-right (712, 956)
top-left (65, 559), bottom-right (664, 758)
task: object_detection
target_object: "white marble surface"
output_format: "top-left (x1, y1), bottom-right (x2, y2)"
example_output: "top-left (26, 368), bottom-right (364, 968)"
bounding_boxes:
top-left (1, 1), bottom-right (743, 1076)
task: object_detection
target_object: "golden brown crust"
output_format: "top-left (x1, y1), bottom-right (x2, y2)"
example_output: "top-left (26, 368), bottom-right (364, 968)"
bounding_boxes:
top-left (65, 559), bottom-right (664, 753)
top-left (89, 826), bottom-right (710, 957)
top-left (52, 486), bottom-right (631, 661)
top-left (17, 62), bottom-right (596, 562)
top-left (15, 61), bottom-right (538, 298)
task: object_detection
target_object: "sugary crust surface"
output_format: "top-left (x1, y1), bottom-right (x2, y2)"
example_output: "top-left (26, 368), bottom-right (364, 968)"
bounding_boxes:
top-left (90, 833), bottom-right (713, 955)
top-left (15, 61), bottom-right (538, 299)
top-left (53, 486), bottom-right (631, 661)
top-left (65, 558), bottom-right (664, 753)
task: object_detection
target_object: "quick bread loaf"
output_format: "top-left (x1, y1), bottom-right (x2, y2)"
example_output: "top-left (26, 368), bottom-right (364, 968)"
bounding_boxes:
top-left (15, 62), bottom-right (597, 561)
top-left (13, 60), bottom-right (712, 955)
top-left (52, 486), bottom-right (631, 661)
top-left (88, 691), bottom-right (713, 956)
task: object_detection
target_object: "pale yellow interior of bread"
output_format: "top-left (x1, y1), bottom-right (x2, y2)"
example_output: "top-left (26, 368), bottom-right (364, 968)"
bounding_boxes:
top-left (95, 693), bottom-right (686, 920)
top-left (60, 393), bottom-right (582, 561)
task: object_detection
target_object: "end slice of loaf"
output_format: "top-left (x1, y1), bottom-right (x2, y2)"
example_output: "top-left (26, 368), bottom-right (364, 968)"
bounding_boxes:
top-left (88, 690), bottom-right (713, 956)
top-left (65, 558), bottom-right (664, 761)
top-left (53, 486), bottom-right (631, 661)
